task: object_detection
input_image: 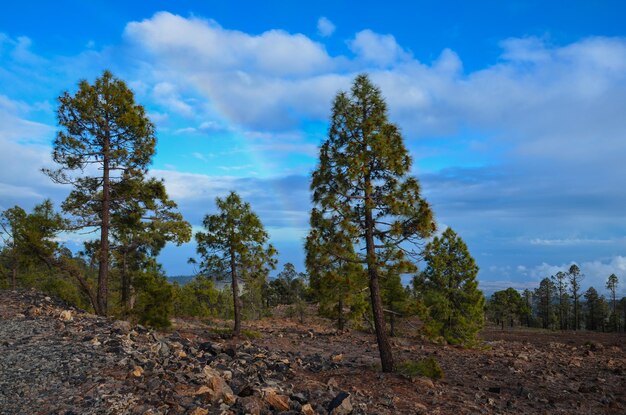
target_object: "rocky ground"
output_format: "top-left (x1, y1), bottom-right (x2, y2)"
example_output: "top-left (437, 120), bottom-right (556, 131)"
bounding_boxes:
top-left (1, 290), bottom-right (625, 414)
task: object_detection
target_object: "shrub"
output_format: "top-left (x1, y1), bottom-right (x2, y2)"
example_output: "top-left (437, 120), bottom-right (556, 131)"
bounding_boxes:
top-left (397, 357), bottom-right (444, 379)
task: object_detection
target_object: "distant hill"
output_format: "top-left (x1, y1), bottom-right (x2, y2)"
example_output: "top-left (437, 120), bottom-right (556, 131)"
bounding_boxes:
top-left (167, 275), bottom-right (239, 291)
top-left (167, 275), bottom-right (195, 286)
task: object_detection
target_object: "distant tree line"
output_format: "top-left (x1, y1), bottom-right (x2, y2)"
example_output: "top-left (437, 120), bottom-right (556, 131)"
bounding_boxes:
top-left (487, 266), bottom-right (626, 333)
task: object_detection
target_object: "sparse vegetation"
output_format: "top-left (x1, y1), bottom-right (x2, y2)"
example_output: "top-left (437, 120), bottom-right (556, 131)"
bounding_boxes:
top-left (397, 357), bottom-right (444, 380)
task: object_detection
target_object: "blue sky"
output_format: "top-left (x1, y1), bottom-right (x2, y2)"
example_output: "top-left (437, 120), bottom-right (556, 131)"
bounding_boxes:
top-left (1, 1), bottom-right (626, 296)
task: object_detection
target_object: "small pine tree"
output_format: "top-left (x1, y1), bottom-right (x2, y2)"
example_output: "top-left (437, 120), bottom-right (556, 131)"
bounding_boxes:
top-left (488, 288), bottom-right (524, 329)
top-left (606, 274), bottom-right (619, 331)
top-left (133, 262), bottom-right (173, 329)
top-left (535, 278), bottom-right (557, 329)
top-left (413, 228), bottom-right (484, 346)
top-left (195, 192), bottom-right (276, 335)
top-left (381, 268), bottom-right (414, 337)
top-left (584, 286), bottom-right (601, 331)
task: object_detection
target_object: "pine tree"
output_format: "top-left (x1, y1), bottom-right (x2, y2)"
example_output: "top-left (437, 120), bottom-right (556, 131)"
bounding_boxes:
top-left (606, 274), bottom-right (619, 331)
top-left (413, 228), bottom-right (484, 346)
top-left (110, 175), bottom-right (191, 315)
top-left (584, 286), bottom-right (601, 330)
top-left (535, 278), bottom-right (556, 329)
top-left (488, 288), bottom-right (523, 329)
top-left (619, 297), bottom-right (626, 333)
top-left (195, 192), bottom-right (276, 335)
top-left (568, 264), bottom-right (584, 330)
top-left (380, 270), bottom-right (411, 337)
top-left (521, 289), bottom-right (534, 327)
top-left (551, 271), bottom-right (569, 329)
top-left (44, 70), bottom-right (156, 316)
top-left (305, 228), bottom-right (368, 330)
top-left (309, 74), bottom-right (435, 371)
top-left (268, 262), bottom-right (307, 306)
top-left (132, 260), bottom-right (174, 328)
top-left (0, 206), bottom-right (27, 289)
top-left (0, 201), bottom-right (66, 289)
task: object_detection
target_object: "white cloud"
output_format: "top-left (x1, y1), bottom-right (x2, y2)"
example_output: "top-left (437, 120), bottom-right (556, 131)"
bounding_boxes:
top-left (121, 13), bottom-right (626, 168)
top-left (125, 12), bottom-right (332, 76)
top-left (150, 169), bottom-right (239, 201)
top-left (152, 82), bottom-right (195, 117)
top-left (218, 164), bottom-right (255, 172)
top-left (0, 95), bottom-right (53, 143)
top-left (2, 14), bottom-right (626, 280)
top-left (317, 17), bottom-right (335, 37)
top-left (123, 12), bottom-right (347, 130)
top-left (348, 30), bottom-right (412, 66)
top-left (521, 257), bottom-right (626, 297)
top-left (529, 238), bottom-right (614, 246)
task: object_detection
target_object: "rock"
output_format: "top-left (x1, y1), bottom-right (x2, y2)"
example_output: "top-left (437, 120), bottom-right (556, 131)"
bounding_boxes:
top-left (111, 320), bottom-right (131, 333)
top-left (198, 341), bottom-right (221, 355)
top-left (193, 386), bottom-right (212, 396)
top-left (59, 310), bottom-right (73, 322)
top-left (291, 392), bottom-right (308, 404)
top-left (224, 346), bottom-right (237, 358)
top-left (26, 306), bottom-right (42, 317)
top-left (131, 366), bottom-right (144, 377)
top-left (189, 408), bottom-right (209, 415)
top-left (327, 377), bottom-right (339, 389)
top-left (264, 389), bottom-right (290, 411)
top-left (157, 340), bottom-right (170, 357)
top-left (412, 377), bottom-right (435, 389)
top-left (569, 358), bottom-right (583, 367)
top-left (200, 366), bottom-right (236, 404)
top-left (328, 392), bottom-right (352, 415)
top-left (239, 396), bottom-right (264, 415)
top-left (332, 354), bottom-right (343, 363)
top-left (301, 403), bottom-right (316, 415)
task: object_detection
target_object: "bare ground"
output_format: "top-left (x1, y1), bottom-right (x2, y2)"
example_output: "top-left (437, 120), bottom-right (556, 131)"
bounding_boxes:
top-left (2, 290), bottom-right (625, 414)
top-left (177, 310), bottom-right (626, 415)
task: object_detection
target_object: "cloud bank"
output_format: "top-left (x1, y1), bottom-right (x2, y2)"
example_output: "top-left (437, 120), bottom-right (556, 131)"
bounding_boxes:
top-left (1, 13), bottom-right (626, 281)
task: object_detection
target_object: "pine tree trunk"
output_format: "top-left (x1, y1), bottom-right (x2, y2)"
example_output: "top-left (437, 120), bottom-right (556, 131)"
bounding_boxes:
top-left (368, 265), bottom-right (394, 372)
top-left (337, 298), bottom-right (344, 330)
top-left (364, 188), bottom-right (394, 372)
top-left (230, 248), bottom-right (241, 336)
top-left (97, 135), bottom-right (111, 316)
top-left (121, 251), bottom-right (131, 315)
top-left (11, 262), bottom-right (17, 290)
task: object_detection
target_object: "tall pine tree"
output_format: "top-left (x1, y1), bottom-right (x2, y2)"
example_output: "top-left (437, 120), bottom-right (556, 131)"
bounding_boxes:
top-left (535, 278), bottom-right (556, 329)
top-left (606, 274), bottom-right (619, 331)
top-left (568, 264), bottom-right (584, 330)
top-left (309, 74), bottom-right (435, 372)
top-left (44, 70), bottom-right (156, 316)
